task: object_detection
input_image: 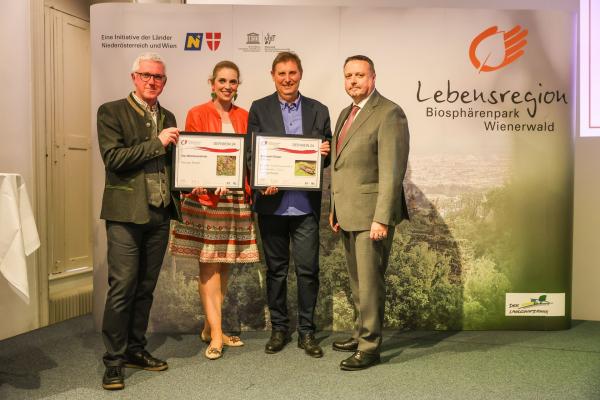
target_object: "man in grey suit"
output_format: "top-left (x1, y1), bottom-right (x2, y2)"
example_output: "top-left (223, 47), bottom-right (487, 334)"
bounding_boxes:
top-left (329, 55), bottom-right (409, 370)
top-left (247, 52), bottom-right (331, 358)
top-left (97, 52), bottom-right (180, 390)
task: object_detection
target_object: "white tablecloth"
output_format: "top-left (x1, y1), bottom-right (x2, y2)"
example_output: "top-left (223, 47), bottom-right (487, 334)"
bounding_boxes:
top-left (0, 173), bottom-right (40, 300)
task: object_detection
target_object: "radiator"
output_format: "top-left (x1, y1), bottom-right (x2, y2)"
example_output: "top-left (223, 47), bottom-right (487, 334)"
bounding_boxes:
top-left (49, 285), bottom-right (93, 324)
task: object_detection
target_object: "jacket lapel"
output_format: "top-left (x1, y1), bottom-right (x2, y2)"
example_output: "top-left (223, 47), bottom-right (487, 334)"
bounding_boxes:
top-left (336, 90), bottom-right (380, 158)
top-left (267, 93), bottom-right (285, 134)
top-left (301, 97), bottom-right (317, 136)
top-left (126, 93), bottom-right (145, 117)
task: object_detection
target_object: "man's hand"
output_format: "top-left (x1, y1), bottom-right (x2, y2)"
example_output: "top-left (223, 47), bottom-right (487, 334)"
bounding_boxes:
top-left (158, 127), bottom-right (179, 147)
top-left (369, 221), bottom-right (388, 241)
top-left (320, 140), bottom-right (330, 157)
top-left (261, 186), bottom-right (279, 195)
top-left (214, 187), bottom-right (229, 196)
top-left (329, 212), bottom-right (340, 233)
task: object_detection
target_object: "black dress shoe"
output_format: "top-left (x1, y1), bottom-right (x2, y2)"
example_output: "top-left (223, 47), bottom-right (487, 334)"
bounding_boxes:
top-left (124, 350), bottom-right (168, 371)
top-left (340, 350), bottom-right (380, 371)
top-left (265, 330), bottom-right (290, 354)
top-left (297, 333), bottom-right (323, 358)
top-left (332, 337), bottom-right (359, 352)
top-left (102, 365), bottom-right (124, 390)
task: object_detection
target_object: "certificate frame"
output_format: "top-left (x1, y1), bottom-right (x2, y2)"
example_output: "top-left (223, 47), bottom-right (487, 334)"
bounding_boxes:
top-left (250, 132), bottom-right (324, 191)
top-left (171, 131), bottom-right (246, 191)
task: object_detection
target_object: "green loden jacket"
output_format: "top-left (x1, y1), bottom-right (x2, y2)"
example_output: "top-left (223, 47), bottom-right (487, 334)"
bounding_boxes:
top-left (97, 93), bottom-right (181, 224)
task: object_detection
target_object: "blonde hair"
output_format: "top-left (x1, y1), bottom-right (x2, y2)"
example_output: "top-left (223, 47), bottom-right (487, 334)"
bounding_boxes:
top-left (209, 60), bottom-right (241, 84)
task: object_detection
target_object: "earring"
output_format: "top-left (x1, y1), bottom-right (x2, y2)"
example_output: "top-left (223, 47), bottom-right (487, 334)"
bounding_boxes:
top-left (210, 92), bottom-right (217, 100)
top-left (233, 92), bottom-right (238, 101)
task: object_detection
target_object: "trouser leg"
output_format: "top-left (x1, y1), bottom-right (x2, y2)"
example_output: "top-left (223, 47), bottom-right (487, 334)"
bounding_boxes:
top-left (127, 206), bottom-right (169, 353)
top-left (345, 228), bottom-right (395, 354)
top-left (258, 214), bottom-right (291, 332)
top-left (290, 214), bottom-right (319, 334)
top-left (102, 221), bottom-right (142, 366)
top-left (341, 230), bottom-right (361, 340)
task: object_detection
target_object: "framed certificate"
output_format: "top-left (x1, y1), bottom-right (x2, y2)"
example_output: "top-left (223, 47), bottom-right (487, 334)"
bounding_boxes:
top-left (250, 132), bottom-right (323, 191)
top-left (172, 132), bottom-right (245, 190)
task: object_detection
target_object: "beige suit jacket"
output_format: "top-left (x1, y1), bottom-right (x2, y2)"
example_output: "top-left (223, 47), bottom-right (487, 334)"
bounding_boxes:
top-left (331, 90), bottom-right (410, 231)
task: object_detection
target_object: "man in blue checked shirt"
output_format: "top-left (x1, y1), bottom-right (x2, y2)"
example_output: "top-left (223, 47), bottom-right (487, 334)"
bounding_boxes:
top-left (247, 51), bottom-right (332, 358)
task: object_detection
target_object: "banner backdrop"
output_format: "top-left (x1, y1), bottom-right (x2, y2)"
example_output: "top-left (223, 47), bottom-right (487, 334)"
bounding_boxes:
top-left (91, 4), bottom-right (573, 332)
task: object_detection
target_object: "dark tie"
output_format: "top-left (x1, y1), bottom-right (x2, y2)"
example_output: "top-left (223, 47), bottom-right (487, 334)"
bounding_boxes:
top-left (336, 105), bottom-right (360, 155)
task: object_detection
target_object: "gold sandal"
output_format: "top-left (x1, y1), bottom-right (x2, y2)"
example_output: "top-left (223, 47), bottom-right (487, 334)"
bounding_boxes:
top-left (200, 331), bottom-right (211, 343)
top-left (204, 346), bottom-right (223, 360)
top-left (223, 335), bottom-right (244, 347)
top-left (200, 332), bottom-right (244, 347)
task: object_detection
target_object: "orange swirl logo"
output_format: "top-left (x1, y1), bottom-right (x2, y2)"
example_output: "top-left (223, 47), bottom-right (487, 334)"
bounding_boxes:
top-left (469, 25), bottom-right (528, 73)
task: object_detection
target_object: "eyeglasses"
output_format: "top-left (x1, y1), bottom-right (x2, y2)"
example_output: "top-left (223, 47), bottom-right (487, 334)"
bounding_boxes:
top-left (135, 72), bottom-right (166, 83)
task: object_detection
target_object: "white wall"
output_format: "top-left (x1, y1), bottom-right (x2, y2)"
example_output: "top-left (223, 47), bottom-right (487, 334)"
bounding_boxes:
top-left (0, 1), bottom-right (39, 340)
top-left (572, 140), bottom-right (600, 320)
top-left (0, 0), bottom-right (93, 341)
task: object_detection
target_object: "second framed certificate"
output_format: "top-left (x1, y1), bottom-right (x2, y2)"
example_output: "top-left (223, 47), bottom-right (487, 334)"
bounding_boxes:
top-left (172, 132), bottom-right (245, 190)
top-left (251, 132), bottom-right (323, 191)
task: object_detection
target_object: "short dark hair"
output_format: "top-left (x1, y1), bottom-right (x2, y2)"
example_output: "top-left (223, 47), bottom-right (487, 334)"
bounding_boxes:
top-left (344, 55), bottom-right (375, 74)
top-left (271, 51), bottom-right (303, 74)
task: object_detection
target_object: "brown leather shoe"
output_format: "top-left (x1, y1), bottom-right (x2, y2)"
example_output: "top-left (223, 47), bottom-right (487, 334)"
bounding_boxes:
top-left (102, 365), bottom-right (124, 390)
top-left (265, 330), bottom-right (290, 354)
top-left (340, 350), bottom-right (380, 371)
top-left (332, 337), bottom-right (359, 352)
top-left (124, 350), bottom-right (168, 371)
top-left (298, 333), bottom-right (323, 358)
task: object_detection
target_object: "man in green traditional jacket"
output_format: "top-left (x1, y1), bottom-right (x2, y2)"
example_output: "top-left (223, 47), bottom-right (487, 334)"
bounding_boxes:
top-left (97, 52), bottom-right (180, 391)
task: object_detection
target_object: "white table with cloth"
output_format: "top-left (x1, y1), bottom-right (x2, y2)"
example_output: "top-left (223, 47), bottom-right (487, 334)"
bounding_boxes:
top-left (0, 173), bottom-right (40, 301)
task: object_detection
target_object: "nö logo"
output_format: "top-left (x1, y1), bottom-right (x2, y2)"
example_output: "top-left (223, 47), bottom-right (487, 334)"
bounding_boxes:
top-left (184, 33), bottom-right (204, 50)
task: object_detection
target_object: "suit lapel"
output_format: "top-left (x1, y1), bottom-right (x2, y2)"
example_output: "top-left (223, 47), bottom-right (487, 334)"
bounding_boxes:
top-left (267, 93), bottom-right (285, 133)
top-left (301, 97), bottom-right (317, 136)
top-left (336, 90), bottom-right (380, 158)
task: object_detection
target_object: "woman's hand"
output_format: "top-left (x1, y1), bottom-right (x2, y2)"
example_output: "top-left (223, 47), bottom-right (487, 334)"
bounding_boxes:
top-left (214, 187), bottom-right (229, 196)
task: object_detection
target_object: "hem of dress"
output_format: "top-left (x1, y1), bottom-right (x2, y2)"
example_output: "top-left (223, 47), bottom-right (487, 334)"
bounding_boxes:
top-left (198, 258), bottom-right (261, 264)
